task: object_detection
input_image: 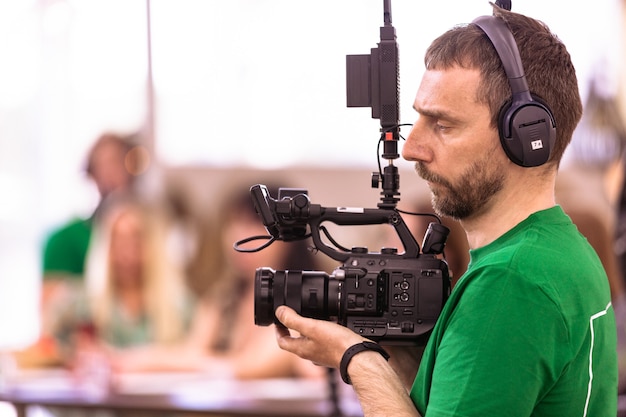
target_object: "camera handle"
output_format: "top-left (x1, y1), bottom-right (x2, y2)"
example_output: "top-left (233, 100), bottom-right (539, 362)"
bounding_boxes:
top-left (299, 203), bottom-right (420, 263)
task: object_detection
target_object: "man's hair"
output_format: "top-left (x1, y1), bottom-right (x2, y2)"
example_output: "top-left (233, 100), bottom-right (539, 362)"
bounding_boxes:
top-left (424, 5), bottom-right (582, 166)
top-left (85, 132), bottom-right (138, 177)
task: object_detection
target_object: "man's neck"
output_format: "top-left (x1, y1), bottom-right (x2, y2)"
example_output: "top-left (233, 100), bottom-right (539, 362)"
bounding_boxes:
top-left (460, 171), bottom-right (557, 249)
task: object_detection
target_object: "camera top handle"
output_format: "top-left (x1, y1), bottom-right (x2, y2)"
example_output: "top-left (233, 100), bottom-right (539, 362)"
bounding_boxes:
top-left (249, 184), bottom-right (420, 263)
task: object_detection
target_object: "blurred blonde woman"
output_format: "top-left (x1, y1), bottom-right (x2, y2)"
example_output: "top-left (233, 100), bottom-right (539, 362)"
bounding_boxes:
top-left (52, 194), bottom-right (194, 368)
top-left (86, 195), bottom-right (192, 349)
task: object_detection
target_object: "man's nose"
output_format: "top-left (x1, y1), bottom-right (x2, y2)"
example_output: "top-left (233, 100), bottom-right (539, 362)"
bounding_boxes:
top-left (402, 120), bottom-right (431, 163)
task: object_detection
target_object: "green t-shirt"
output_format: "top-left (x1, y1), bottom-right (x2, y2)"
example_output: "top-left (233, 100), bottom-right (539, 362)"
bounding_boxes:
top-left (411, 206), bottom-right (617, 416)
top-left (42, 217), bottom-right (93, 279)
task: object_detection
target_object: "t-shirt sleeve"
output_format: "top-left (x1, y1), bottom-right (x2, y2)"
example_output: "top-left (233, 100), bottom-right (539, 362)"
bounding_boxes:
top-left (42, 219), bottom-right (92, 278)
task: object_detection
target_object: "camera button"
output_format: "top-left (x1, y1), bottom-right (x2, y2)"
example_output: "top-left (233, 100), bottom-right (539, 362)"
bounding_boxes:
top-left (401, 322), bottom-right (415, 333)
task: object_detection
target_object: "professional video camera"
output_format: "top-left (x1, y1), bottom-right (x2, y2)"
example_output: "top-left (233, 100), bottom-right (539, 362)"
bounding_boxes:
top-left (234, 0), bottom-right (451, 345)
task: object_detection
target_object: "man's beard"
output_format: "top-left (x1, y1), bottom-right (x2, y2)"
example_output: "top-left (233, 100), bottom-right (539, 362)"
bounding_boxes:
top-left (415, 156), bottom-right (505, 220)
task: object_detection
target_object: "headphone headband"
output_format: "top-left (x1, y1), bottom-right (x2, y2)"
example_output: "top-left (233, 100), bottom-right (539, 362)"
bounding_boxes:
top-left (472, 15), bottom-right (530, 99)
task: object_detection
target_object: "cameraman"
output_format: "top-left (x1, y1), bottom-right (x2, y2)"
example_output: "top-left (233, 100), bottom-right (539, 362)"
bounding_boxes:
top-left (273, 5), bottom-right (617, 416)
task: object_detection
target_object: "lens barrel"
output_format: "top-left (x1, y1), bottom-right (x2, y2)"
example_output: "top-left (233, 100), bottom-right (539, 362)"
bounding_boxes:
top-left (254, 267), bottom-right (341, 326)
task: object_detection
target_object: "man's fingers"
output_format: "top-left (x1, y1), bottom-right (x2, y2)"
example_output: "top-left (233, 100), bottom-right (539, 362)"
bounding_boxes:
top-left (273, 305), bottom-right (364, 369)
top-left (275, 305), bottom-right (297, 329)
top-left (274, 321), bottom-right (290, 339)
top-left (275, 306), bottom-right (310, 354)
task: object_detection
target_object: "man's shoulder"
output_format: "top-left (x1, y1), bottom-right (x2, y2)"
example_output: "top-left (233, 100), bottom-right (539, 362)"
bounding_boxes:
top-left (42, 216), bottom-right (93, 276)
top-left (45, 217), bottom-right (92, 242)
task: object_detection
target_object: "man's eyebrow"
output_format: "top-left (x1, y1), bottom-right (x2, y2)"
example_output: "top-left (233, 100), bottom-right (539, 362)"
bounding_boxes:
top-left (413, 105), bottom-right (457, 121)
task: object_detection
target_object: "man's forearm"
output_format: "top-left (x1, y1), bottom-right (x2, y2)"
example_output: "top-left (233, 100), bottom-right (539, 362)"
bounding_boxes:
top-left (348, 350), bottom-right (422, 417)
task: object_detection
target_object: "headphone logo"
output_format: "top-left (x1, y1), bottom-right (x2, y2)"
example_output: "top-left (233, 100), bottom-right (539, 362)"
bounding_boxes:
top-left (531, 140), bottom-right (543, 151)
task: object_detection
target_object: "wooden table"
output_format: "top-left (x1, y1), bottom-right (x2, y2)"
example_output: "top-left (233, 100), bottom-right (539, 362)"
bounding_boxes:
top-left (0, 369), bottom-right (363, 417)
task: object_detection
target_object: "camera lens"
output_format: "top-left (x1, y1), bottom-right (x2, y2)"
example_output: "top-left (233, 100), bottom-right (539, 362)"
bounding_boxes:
top-left (254, 267), bottom-right (342, 326)
top-left (254, 268), bottom-right (277, 326)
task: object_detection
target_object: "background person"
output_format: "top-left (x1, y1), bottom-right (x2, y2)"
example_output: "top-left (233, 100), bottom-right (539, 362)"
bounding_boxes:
top-left (14, 132), bottom-right (143, 368)
top-left (43, 132), bottom-right (140, 282)
top-left (52, 194), bottom-right (194, 369)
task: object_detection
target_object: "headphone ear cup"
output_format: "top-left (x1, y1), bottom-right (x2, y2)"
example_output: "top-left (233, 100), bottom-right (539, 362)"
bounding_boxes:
top-left (498, 96), bottom-right (556, 167)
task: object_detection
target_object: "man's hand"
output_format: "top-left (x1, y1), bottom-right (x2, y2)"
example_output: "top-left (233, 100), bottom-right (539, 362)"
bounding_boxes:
top-left (274, 305), bottom-right (366, 369)
top-left (274, 305), bottom-right (421, 417)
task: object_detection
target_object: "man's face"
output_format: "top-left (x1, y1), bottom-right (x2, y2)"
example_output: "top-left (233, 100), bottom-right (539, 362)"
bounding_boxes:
top-left (402, 66), bottom-right (508, 220)
top-left (90, 141), bottom-right (132, 198)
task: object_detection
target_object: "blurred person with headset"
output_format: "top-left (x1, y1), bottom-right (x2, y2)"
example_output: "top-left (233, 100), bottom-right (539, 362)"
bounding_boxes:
top-left (16, 132), bottom-right (145, 367)
top-left (43, 132), bottom-right (142, 281)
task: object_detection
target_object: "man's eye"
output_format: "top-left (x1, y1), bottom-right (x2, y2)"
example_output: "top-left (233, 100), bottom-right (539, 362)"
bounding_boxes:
top-left (436, 124), bottom-right (450, 131)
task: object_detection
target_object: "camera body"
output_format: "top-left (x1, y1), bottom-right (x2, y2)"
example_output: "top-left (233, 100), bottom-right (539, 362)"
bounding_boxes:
top-left (248, 185), bottom-right (450, 345)
top-left (255, 256), bottom-right (448, 345)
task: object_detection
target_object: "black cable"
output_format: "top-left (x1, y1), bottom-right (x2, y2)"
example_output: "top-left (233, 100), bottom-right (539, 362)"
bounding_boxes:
top-left (395, 208), bottom-right (443, 225)
top-left (319, 226), bottom-right (351, 253)
top-left (232, 235), bottom-right (276, 253)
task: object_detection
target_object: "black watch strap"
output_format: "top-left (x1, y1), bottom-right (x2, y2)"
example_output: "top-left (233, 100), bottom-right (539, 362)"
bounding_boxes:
top-left (339, 341), bottom-right (390, 385)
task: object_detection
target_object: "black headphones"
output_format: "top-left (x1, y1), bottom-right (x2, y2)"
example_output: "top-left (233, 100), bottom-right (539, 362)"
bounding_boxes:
top-left (472, 13), bottom-right (556, 167)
